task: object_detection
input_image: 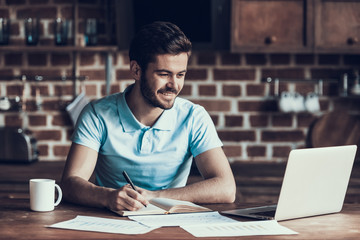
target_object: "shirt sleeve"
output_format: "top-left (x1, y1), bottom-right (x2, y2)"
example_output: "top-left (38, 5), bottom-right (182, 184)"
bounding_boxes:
top-left (71, 102), bottom-right (104, 152)
top-left (189, 105), bottom-right (223, 157)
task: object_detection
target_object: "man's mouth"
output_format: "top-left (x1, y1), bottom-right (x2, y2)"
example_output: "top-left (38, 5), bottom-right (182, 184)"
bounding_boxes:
top-left (158, 88), bottom-right (178, 96)
top-left (162, 91), bottom-right (175, 96)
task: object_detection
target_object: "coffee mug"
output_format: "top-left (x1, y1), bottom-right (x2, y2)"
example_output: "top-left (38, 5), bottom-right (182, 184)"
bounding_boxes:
top-left (304, 92), bottom-right (320, 113)
top-left (29, 179), bottom-right (62, 212)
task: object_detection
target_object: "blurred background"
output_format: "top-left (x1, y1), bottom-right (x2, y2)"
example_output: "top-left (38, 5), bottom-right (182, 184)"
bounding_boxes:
top-left (0, 0), bottom-right (359, 163)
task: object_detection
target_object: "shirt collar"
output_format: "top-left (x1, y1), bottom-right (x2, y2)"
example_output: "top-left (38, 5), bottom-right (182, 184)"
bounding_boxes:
top-left (152, 107), bottom-right (176, 131)
top-left (118, 85), bottom-right (176, 132)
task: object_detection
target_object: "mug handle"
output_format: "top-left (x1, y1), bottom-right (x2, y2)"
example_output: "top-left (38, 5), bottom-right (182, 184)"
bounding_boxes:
top-left (54, 183), bottom-right (62, 207)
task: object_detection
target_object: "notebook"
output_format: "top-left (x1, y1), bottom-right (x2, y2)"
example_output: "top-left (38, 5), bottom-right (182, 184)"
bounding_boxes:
top-left (113, 197), bottom-right (212, 216)
top-left (222, 145), bottom-right (357, 221)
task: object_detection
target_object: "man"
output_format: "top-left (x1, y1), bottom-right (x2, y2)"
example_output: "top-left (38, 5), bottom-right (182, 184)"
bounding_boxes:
top-left (61, 21), bottom-right (236, 212)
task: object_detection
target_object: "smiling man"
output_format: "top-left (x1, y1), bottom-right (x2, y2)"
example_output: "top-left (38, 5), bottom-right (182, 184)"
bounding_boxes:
top-left (61, 21), bottom-right (236, 212)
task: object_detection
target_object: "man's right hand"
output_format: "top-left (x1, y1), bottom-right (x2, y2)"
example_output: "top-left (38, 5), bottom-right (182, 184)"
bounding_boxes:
top-left (107, 184), bottom-right (149, 211)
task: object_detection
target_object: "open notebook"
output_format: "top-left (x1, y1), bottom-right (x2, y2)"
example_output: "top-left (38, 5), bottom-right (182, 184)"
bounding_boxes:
top-left (113, 198), bottom-right (212, 216)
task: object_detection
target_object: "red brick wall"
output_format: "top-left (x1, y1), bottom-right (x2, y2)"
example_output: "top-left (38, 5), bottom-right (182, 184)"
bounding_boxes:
top-left (0, 1), bottom-right (359, 162)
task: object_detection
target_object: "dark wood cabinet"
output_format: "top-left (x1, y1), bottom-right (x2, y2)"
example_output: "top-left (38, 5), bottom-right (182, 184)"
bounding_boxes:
top-left (314, 0), bottom-right (360, 53)
top-left (231, 0), bottom-right (359, 53)
top-left (231, 0), bottom-right (309, 53)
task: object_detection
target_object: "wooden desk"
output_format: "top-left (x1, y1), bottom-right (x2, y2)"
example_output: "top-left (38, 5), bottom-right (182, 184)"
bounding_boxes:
top-left (1, 161), bottom-right (360, 203)
top-left (0, 196), bottom-right (359, 240)
top-left (1, 161), bottom-right (359, 239)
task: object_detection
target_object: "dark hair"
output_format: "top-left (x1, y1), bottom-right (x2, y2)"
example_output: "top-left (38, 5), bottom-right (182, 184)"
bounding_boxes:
top-left (129, 21), bottom-right (192, 71)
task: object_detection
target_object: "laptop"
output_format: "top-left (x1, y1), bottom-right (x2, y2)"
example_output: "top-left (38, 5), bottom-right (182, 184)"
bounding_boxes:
top-left (222, 145), bottom-right (357, 221)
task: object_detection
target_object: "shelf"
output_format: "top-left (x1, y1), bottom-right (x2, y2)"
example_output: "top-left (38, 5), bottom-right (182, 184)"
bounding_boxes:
top-left (0, 45), bottom-right (117, 97)
top-left (0, 45), bottom-right (119, 53)
top-left (263, 77), bottom-right (339, 97)
top-left (262, 77), bottom-right (339, 83)
top-left (0, 42), bottom-right (119, 98)
top-left (0, 75), bottom-right (87, 81)
top-left (338, 95), bottom-right (360, 99)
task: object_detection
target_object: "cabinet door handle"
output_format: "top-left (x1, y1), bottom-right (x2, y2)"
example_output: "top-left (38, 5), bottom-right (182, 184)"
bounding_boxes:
top-left (347, 37), bottom-right (359, 45)
top-left (265, 36), bottom-right (277, 44)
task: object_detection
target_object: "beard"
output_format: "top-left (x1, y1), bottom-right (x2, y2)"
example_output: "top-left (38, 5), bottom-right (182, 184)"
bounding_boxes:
top-left (140, 74), bottom-right (179, 110)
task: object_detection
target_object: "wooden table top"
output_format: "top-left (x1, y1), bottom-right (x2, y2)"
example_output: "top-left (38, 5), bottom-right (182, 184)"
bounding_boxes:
top-left (1, 161), bottom-right (359, 239)
top-left (0, 196), bottom-right (359, 240)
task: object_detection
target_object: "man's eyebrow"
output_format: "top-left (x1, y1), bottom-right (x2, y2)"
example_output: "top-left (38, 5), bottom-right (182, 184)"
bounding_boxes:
top-left (154, 69), bottom-right (187, 73)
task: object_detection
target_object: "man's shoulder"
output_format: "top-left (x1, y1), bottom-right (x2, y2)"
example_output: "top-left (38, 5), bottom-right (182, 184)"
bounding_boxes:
top-left (91, 92), bottom-right (122, 110)
top-left (173, 97), bottom-right (209, 123)
top-left (175, 97), bottom-right (203, 111)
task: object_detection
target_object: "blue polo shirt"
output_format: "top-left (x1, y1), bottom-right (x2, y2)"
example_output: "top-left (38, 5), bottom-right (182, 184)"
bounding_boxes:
top-left (72, 85), bottom-right (223, 190)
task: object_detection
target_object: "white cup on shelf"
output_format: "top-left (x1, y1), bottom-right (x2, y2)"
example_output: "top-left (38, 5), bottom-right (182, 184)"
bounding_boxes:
top-left (304, 92), bottom-right (320, 113)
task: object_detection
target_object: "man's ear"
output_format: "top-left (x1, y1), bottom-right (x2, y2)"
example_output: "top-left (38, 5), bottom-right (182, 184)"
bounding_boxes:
top-left (130, 61), bottom-right (141, 81)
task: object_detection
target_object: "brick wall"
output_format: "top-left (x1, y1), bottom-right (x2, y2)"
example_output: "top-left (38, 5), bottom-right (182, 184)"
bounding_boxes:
top-left (0, 0), bottom-right (359, 162)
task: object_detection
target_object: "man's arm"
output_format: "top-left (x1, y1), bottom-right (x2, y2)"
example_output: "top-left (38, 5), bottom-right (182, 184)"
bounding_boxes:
top-left (60, 143), bottom-right (149, 211)
top-left (144, 147), bottom-right (236, 203)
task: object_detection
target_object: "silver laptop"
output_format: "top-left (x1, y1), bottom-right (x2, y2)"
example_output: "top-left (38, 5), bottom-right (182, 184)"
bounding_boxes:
top-left (222, 145), bottom-right (357, 221)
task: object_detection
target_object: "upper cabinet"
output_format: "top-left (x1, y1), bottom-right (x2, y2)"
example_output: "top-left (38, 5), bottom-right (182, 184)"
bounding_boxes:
top-left (314, 0), bottom-right (360, 53)
top-left (231, 0), bottom-right (309, 53)
top-left (231, 0), bottom-right (360, 53)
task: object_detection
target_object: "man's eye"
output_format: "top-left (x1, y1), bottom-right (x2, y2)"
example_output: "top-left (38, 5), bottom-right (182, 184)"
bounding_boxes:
top-left (177, 73), bottom-right (185, 78)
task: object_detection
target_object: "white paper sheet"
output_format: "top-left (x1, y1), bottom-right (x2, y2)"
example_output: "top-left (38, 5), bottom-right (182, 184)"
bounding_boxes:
top-left (128, 211), bottom-right (238, 227)
top-left (47, 215), bottom-right (158, 235)
top-left (181, 220), bottom-right (298, 237)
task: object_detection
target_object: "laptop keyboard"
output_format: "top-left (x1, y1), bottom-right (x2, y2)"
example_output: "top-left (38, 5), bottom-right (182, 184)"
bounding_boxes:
top-left (251, 210), bottom-right (276, 217)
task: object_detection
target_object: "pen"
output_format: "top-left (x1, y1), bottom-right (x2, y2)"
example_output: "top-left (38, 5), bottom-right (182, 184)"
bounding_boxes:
top-left (122, 170), bottom-right (147, 207)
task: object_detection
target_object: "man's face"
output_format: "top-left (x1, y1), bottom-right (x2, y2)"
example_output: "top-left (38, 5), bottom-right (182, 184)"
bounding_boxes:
top-left (140, 53), bottom-right (188, 110)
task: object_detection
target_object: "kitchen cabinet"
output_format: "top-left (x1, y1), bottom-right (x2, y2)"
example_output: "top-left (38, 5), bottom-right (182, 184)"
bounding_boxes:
top-left (231, 0), bottom-right (310, 53)
top-left (231, 0), bottom-right (360, 53)
top-left (314, 0), bottom-right (360, 53)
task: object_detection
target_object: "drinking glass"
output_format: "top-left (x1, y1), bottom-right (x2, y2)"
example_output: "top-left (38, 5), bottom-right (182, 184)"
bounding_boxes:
top-left (24, 18), bottom-right (39, 45)
top-left (85, 18), bottom-right (97, 46)
top-left (54, 18), bottom-right (69, 45)
top-left (0, 18), bottom-right (10, 45)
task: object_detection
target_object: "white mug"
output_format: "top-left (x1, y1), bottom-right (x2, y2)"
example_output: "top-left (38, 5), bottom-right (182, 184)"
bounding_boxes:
top-left (278, 91), bottom-right (294, 113)
top-left (304, 92), bottom-right (320, 113)
top-left (29, 179), bottom-right (62, 212)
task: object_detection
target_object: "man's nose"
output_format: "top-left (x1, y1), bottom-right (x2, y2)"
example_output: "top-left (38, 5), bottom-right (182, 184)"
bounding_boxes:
top-left (166, 75), bottom-right (176, 86)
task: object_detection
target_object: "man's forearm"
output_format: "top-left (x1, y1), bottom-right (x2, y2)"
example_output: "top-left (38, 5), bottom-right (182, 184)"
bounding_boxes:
top-left (60, 176), bottom-right (111, 208)
top-left (152, 176), bottom-right (236, 204)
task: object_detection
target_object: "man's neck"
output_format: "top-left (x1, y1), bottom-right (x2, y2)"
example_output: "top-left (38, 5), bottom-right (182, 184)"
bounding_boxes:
top-left (125, 84), bottom-right (164, 127)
